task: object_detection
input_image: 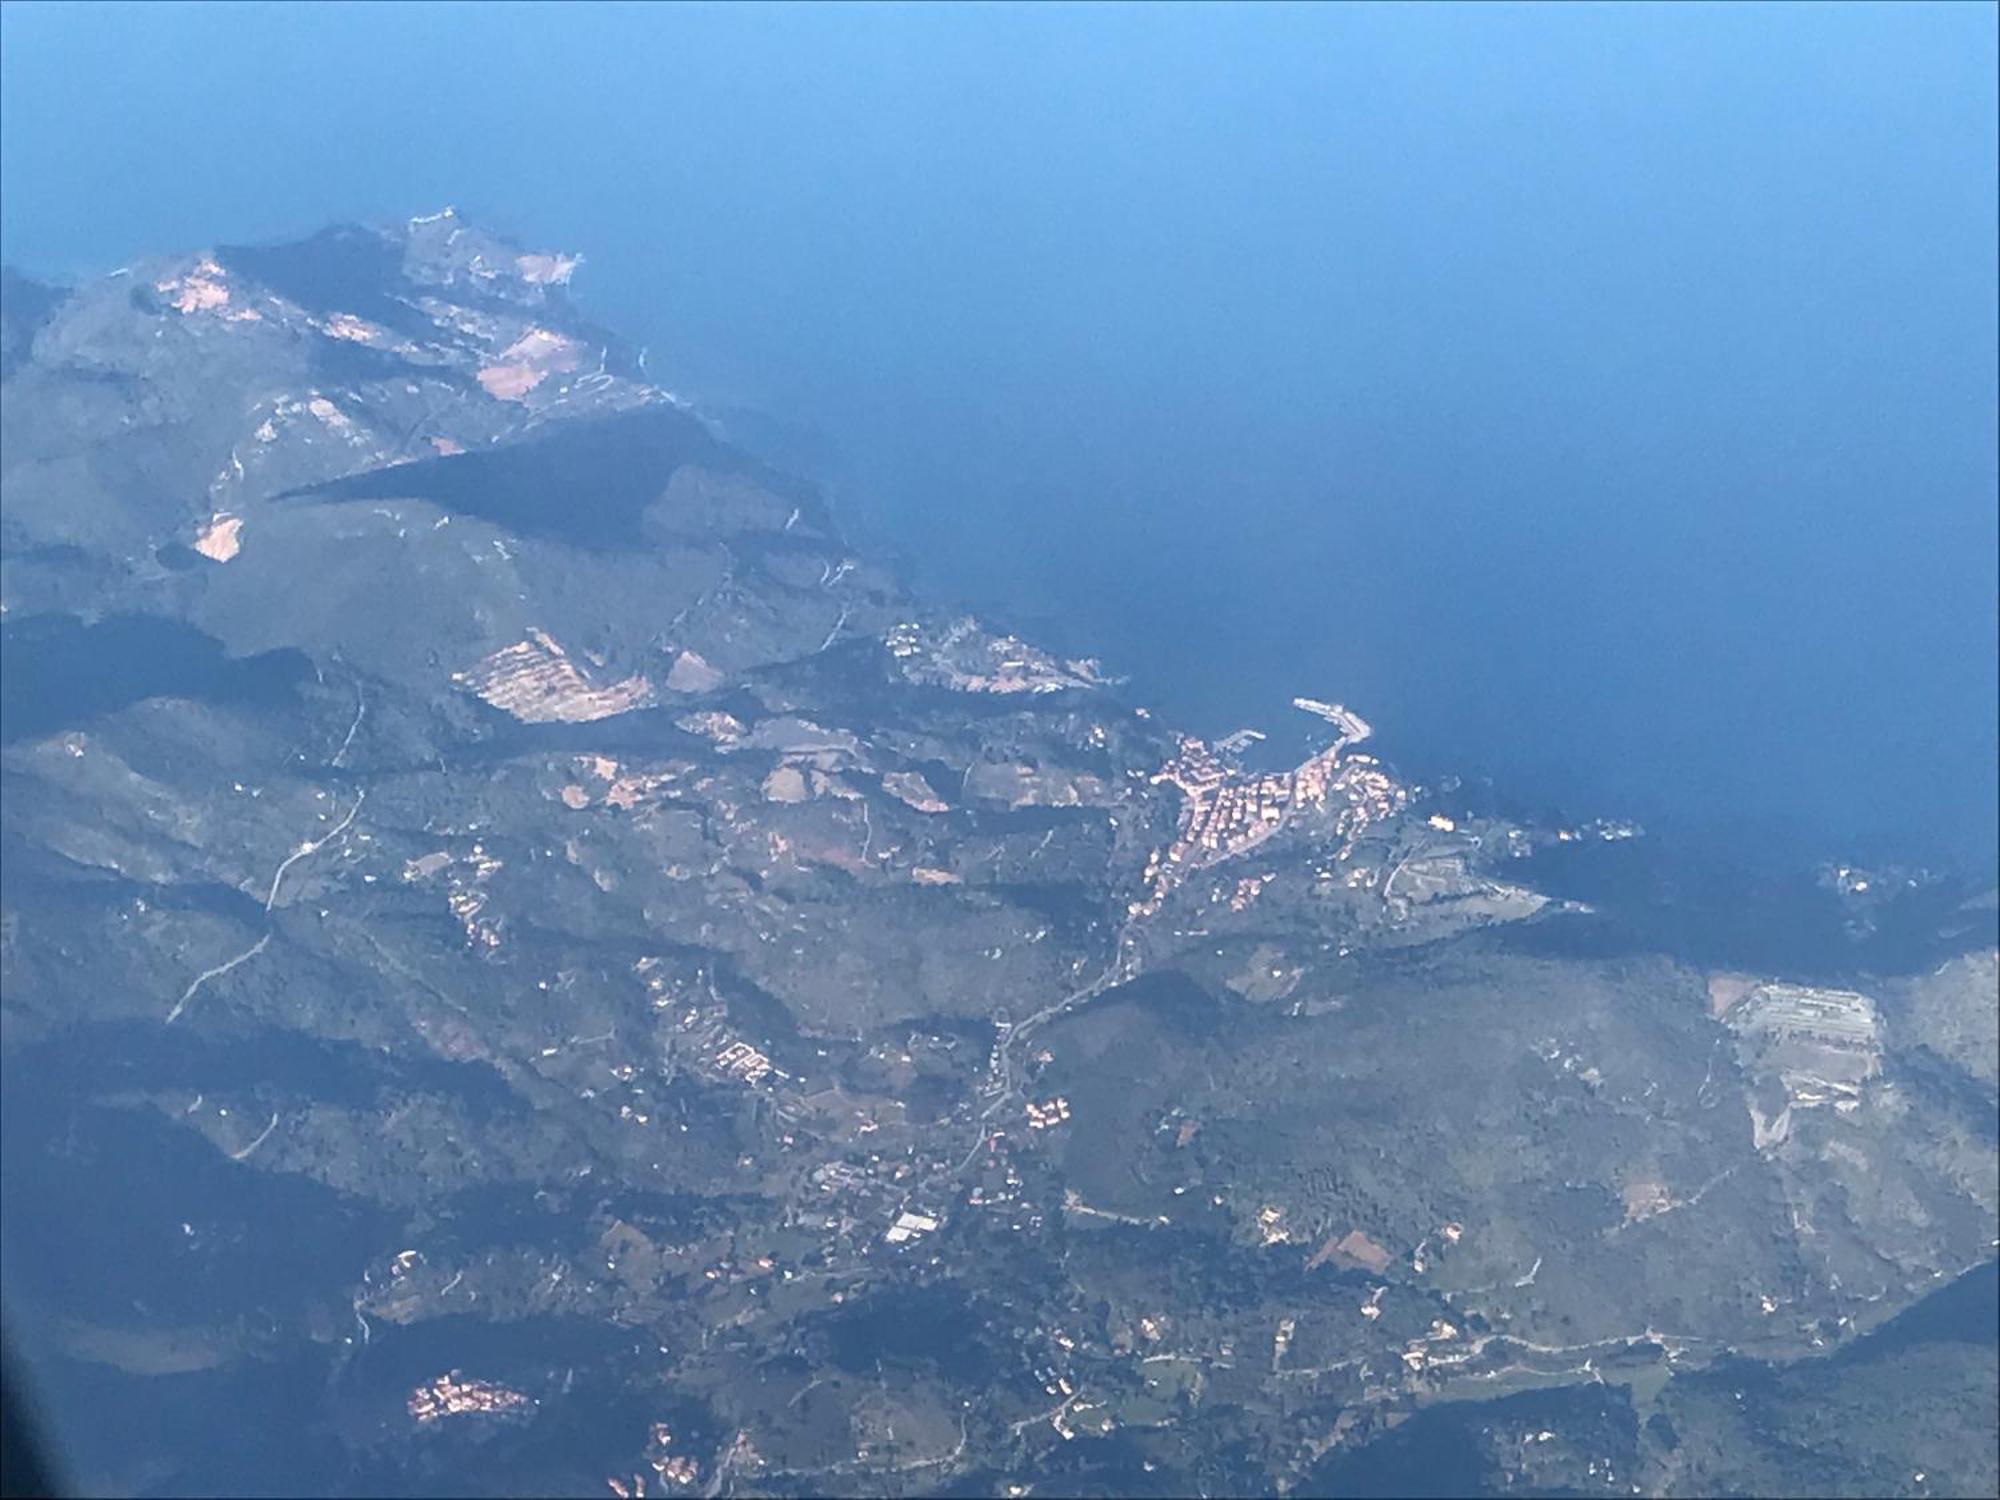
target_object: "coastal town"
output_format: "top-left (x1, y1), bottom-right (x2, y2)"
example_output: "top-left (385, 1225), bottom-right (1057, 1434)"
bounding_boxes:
top-left (7, 206), bottom-right (1989, 1500)
top-left (1135, 699), bottom-right (1406, 915)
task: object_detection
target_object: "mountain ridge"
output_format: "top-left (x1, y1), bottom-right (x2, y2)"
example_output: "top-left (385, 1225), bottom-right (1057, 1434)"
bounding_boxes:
top-left (1, 213), bottom-right (1993, 1499)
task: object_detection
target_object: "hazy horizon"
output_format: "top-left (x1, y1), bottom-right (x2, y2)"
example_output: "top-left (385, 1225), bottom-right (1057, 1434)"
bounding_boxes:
top-left (5, 0), bottom-right (1995, 872)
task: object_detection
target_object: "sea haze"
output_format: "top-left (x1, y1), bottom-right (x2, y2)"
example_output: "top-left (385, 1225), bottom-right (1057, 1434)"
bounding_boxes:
top-left (3, 0), bottom-right (1994, 871)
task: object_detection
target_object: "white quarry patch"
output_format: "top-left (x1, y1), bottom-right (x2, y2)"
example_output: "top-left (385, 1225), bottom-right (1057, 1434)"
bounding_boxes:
top-left (884, 1209), bottom-right (939, 1244)
top-left (317, 312), bottom-right (408, 351)
top-left (677, 711), bottom-right (745, 747)
top-left (1728, 981), bottom-right (1883, 1112)
top-left (154, 258), bottom-right (231, 315)
top-left (665, 650), bottom-right (725, 694)
top-left (1728, 983), bottom-right (1881, 1049)
top-left (882, 770), bottom-right (949, 814)
top-left (477, 327), bottom-right (585, 401)
top-left (305, 394), bottom-right (368, 446)
top-left (515, 251), bottom-right (582, 285)
top-left (193, 513), bottom-right (243, 562)
top-left (151, 258), bottom-right (263, 323)
top-left (762, 765), bottom-right (810, 804)
top-left (455, 630), bottom-right (655, 724)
